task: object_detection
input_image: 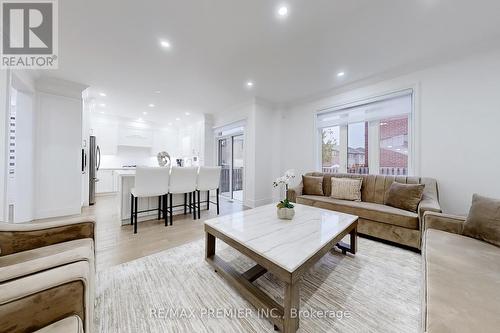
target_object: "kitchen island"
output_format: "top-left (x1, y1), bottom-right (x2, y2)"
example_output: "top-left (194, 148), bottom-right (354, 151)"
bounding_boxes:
top-left (116, 170), bottom-right (207, 225)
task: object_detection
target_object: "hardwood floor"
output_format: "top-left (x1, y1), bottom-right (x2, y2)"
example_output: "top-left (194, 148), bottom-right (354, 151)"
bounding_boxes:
top-left (66, 194), bottom-right (244, 271)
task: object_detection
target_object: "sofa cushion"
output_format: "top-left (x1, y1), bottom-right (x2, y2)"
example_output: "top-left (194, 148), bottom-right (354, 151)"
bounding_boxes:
top-left (35, 315), bottom-right (83, 333)
top-left (384, 182), bottom-right (425, 213)
top-left (0, 238), bottom-right (94, 282)
top-left (296, 195), bottom-right (419, 229)
top-left (423, 229), bottom-right (500, 333)
top-left (463, 194), bottom-right (500, 247)
top-left (302, 175), bottom-right (324, 196)
top-left (330, 177), bottom-right (362, 201)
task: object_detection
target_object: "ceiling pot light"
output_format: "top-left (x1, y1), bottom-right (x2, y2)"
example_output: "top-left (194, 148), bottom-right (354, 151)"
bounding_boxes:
top-left (99, 103), bottom-right (106, 107)
top-left (99, 92), bottom-right (106, 97)
top-left (337, 72), bottom-right (345, 77)
top-left (148, 103), bottom-right (155, 108)
top-left (160, 40), bottom-right (171, 49)
top-left (154, 90), bottom-right (161, 94)
top-left (277, 6), bottom-right (288, 17)
top-left (143, 112), bottom-right (148, 115)
top-left (246, 81), bottom-right (254, 88)
top-left (185, 112), bottom-right (190, 116)
top-left (175, 117), bottom-right (180, 121)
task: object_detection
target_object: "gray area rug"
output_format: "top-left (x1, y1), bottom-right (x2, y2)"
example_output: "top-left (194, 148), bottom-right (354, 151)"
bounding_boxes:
top-left (95, 238), bottom-right (421, 332)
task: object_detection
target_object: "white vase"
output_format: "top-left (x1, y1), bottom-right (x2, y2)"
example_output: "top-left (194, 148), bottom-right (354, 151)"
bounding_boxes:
top-left (277, 207), bottom-right (295, 220)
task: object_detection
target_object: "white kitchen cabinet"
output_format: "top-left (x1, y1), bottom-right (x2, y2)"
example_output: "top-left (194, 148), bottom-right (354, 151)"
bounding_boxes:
top-left (91, 121), bottom-right (118, 155)
top-left (118, 127), bottom-right (153, 148)
top-left (152, 128), bottom-right (178, 156)
top-left (96, 170), bottom-right (116, 193)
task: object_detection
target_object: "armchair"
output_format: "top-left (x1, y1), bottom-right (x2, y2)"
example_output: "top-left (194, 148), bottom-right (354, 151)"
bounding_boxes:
top-left (0, 217), bottom-right (95, 333)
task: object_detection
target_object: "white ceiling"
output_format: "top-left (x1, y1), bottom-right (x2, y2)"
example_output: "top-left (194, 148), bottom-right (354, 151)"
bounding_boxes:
top-left (52, 0), bottom-right (500, 120)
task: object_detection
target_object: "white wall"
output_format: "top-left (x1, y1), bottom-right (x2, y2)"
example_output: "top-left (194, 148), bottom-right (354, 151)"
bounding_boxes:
top-left (280, 48), bottom-right (500, 215)
top-left (213, 98), bottom-right (282, 208)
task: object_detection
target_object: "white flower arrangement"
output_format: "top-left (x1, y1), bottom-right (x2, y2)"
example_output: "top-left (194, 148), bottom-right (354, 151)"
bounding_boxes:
top-left (273, 169), bottom-right (296, 188)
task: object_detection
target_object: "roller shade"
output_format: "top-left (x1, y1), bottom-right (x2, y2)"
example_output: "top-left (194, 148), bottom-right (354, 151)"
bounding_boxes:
top-left (317, 90), bottom-right (412, 128)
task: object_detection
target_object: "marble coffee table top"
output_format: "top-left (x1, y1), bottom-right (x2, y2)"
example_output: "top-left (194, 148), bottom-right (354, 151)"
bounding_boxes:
top-left (204, 203), bottom-right (358, 272)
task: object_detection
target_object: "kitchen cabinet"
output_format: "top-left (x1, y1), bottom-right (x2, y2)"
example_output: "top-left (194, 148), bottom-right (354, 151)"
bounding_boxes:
top-left (91, 121), bottom-right (118, 155)
top-left (152, 128), bottom-right (179, 156)
top-left (118, 127), bottom-right (153, 148)
top-left (96, 170), bottom-right (117, 193)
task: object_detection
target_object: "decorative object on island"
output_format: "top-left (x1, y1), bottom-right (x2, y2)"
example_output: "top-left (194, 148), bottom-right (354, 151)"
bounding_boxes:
top-left (277, 198), bottom-right (295, 220)
top-left (157, 151), bottom-right (171, 167)
top-left (273, 170), bottom-right (296, 219)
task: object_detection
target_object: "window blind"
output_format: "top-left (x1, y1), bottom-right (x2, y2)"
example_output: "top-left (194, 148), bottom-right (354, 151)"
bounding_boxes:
top-left (316, 90), bottom-right (413, 128)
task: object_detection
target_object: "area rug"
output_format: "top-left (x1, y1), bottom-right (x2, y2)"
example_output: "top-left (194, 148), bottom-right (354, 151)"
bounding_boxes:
top-left (95, 238), bottom-right (421, 332)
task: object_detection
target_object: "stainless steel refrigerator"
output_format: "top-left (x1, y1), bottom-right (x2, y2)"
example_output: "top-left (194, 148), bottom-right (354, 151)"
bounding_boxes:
top-left (89, 136), bottom-right (101, 205)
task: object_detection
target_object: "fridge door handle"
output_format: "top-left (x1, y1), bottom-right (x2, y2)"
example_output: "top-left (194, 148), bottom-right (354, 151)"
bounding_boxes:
top-left (96, 145), bottom-right (101, 170)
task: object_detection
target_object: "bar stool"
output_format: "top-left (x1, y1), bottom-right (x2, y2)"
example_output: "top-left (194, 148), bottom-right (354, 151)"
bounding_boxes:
top-left (167, 167), bottom-right (199, 224)
top-left (130, 167), bottom-right (170, 234)
top-left (196, 166), bottom-right (222, 219)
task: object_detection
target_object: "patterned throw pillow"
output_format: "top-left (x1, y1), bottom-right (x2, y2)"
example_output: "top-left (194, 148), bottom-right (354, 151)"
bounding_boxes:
top-left (330, 177), bottom-right (363, 201)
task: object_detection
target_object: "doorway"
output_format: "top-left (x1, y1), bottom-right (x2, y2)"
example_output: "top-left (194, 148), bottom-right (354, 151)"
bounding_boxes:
top-left (218, 134), bottom-right (244, 201)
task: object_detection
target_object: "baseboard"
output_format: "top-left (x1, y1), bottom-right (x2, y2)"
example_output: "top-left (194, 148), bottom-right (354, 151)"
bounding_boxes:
top-left (35, 207), bottom-right (82, 220)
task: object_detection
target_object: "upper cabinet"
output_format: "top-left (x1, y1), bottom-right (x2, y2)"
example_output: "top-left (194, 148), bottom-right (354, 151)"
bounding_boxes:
top-left (118, 127), bottom-right (153, 148)
top-left (91, 121), bottom-right (118, 155)
top-left (152, 128), bottom-right (179, 156)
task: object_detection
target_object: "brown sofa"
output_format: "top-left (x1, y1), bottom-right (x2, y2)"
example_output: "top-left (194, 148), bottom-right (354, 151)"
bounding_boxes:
top-left (0, 217), bottom-right (95, 333)
top-left (288, 172), bottom-right (441, 249)
top-left (422, 212), bottom-right (500, 332)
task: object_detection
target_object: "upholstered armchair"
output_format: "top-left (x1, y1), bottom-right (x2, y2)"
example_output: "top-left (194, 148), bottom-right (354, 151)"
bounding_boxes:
top-left (0, 217), bottom-right (95, 333)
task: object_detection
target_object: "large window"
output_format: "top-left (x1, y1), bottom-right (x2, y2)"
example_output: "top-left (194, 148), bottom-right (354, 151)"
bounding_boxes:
top-left (318, 90), bottom-right (412, 175)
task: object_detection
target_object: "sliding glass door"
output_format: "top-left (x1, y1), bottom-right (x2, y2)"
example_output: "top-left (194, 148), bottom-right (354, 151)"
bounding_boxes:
top-left (217, 134), bottom-right (244, 201)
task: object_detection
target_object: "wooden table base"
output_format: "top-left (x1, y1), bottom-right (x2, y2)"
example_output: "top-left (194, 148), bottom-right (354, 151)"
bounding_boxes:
top-left (205, 223), bottom-right (357, 333)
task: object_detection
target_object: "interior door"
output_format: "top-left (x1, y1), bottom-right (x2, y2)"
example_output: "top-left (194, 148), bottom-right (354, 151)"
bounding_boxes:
top-left (218, 138), bottom-right (231, 198)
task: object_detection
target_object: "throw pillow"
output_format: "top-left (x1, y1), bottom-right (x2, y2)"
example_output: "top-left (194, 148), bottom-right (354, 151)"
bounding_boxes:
top-left (463, 194), bottom-right (500, 247)
top-left (330, 177), bottom-right (363, 201)
top-left (384, 182), bottom-right (425, 212)
top-left (302, 176), bottom-right (324, 196)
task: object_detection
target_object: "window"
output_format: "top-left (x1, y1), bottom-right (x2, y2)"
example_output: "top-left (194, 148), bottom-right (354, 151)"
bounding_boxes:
top-left (317, 90), bottom-right (412, 175)
top-left (321, 126), bottom-right (340, 173)
top-left (379, 117), bottom-right (408, 175)
top-left (348, 122), bottom-right (368, 174)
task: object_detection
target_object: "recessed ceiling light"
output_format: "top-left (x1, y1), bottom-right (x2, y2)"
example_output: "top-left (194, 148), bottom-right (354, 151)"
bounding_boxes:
top-left (175, 117), bottom-right (180, 121)
top-left (278, 6), bottom-right (288, 17)
top-left (148, 103), bottom-right (155, 108)
top-left (185, 112), bottom-right (190, 116)
top-left (99, 103), bottom-right (106, 107)
top-left (246, 81), bottom-right (254, 88)
top-left (100, 111), bottom-right (105, 114)
top-left (154, 90), bottom-right (161, 94)
top-left (337, 72), bottom-right (345, 77)
top-left (99, 92), bottom-right (106, 97)
top-left (160, 40), bottom-right (171, 49)
top-left (143, 111), bottom-right (148, 115)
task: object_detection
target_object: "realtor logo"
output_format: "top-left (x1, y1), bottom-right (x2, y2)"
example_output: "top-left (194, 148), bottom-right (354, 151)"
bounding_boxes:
top-left (1, 0), bottom-right (58, 69)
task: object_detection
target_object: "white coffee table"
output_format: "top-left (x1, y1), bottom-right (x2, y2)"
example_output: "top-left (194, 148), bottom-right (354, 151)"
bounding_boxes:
top-left (204, 203), bottom-right (358, 333)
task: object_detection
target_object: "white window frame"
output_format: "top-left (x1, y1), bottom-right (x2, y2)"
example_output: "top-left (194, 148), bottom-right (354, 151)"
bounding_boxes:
top-left (314, 88), bottom-right (418, 176)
